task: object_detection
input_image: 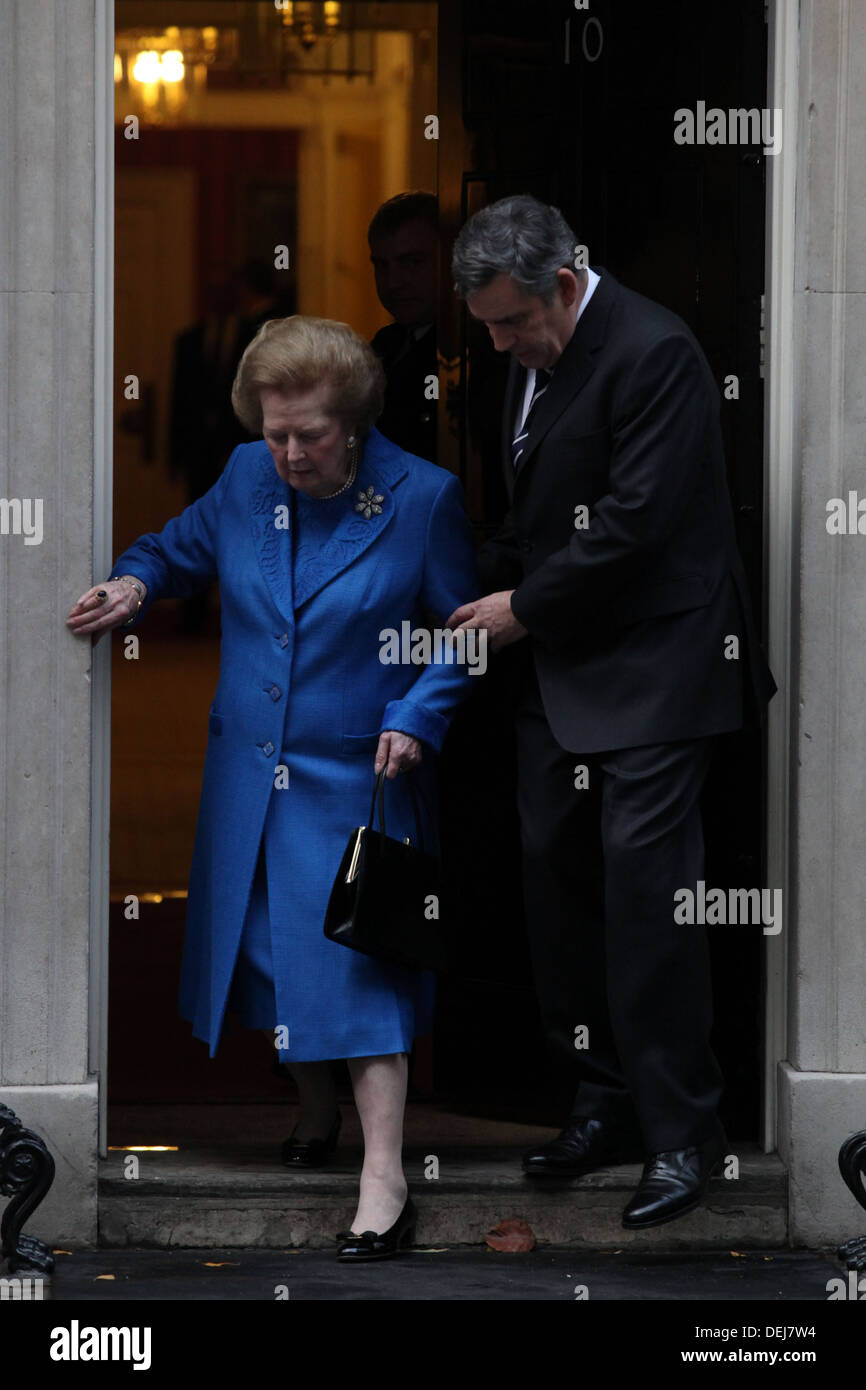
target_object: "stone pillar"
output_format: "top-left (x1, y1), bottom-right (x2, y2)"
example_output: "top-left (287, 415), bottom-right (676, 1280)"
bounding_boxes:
top-left (0, 0), bottom-right (103, 1246)
top-left (780, 0), bottom-right (866, 1244)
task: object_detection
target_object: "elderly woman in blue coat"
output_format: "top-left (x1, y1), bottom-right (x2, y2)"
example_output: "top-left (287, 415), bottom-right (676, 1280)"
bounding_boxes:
top-left (67, 316), bottom-right (480, 1261)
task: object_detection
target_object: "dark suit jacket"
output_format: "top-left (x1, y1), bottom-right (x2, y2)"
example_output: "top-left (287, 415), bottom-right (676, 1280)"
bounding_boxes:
top-left (481, 269), bottom-right (776, 754)
top-left (371, 321), bottom-right (437, 462)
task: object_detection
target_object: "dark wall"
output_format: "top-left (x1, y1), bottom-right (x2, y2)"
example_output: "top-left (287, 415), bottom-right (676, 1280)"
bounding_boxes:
top-left (116, 126), bottom-right (299, 320)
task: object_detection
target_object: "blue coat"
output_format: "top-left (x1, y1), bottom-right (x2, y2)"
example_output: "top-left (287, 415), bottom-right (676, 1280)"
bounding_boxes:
top-left (110, 428), bottom-right (480, 1059)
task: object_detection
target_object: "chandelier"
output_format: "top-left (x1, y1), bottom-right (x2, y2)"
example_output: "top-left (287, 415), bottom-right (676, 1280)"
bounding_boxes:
top-left (276, 3), bottom-right (374, 80)
top-left (114, 26), bottom-right (226, 121)
top-left (278, 2), bottom-right (342, 51)
top-left (115, 6), bottom-right (374, 119)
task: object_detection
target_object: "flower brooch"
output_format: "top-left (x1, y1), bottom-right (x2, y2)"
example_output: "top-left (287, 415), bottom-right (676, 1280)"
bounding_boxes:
top-left (355, 486), bottom-right (384, 519)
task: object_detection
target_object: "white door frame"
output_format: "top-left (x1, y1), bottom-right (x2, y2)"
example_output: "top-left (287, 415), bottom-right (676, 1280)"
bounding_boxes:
top-left (90, 0), bottom-right (114, 1160)
top-left (88, 0), bottom-right (798, 1159)
top-left (761, 0), bottom-right (799, 1153)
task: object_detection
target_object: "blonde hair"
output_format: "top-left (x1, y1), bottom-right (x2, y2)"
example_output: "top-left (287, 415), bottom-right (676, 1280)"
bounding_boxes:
top-left (231, 315), bottom-right (386, 435)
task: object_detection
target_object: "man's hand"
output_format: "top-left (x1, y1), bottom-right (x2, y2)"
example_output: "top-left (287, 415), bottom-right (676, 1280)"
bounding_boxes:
top-left (445, 590), bottom-right (528, 653)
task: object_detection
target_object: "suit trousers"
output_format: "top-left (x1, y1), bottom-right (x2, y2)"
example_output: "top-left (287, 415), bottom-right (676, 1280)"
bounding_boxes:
top-left (514, 658), bottom-right (724, 1151)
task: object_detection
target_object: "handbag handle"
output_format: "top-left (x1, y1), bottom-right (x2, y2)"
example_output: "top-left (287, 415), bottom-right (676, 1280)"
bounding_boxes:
top-left (366, 768), bottom-right (428, 852)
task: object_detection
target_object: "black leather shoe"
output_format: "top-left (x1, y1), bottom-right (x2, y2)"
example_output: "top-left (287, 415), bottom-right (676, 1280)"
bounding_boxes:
top-left (336, 1196), bottom-right (417, 1261)
top-left (621, 1130), bottom-right (727, 1228)
top-left (280, 1110), bottom-right (341, 1168)
top-left (522, 1116), bottom-right (643, 1177)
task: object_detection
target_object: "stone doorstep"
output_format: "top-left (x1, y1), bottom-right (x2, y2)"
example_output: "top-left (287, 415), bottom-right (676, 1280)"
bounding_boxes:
top-left (97, 1147), bottom-right (788, 1250)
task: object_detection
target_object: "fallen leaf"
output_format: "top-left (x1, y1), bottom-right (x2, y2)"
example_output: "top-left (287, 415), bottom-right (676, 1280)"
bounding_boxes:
top-left (95, 1274), bottom-right (115, 1280)
top-left (201, 1261), bottom-right (240, 1267)
top-left (486, 1218), bottom-right (536, 1252)
top-left (52, 1249), bottom-right (73, 1255)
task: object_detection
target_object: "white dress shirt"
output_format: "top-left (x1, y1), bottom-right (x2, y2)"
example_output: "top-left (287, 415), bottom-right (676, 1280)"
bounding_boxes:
top-left (515, 267), bottom-right (602, 435)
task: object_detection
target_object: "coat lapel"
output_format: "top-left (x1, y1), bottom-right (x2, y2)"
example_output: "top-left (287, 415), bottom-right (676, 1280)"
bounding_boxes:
top-left (288, 427), bottom-right (408, 612)
top-left (250, 442), bottom-right (294, 625)
top-left (510, 268), bottom-right (618, 492)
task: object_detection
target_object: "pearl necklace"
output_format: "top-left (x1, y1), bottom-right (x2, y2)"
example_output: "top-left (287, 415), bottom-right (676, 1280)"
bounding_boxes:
top-left (312, 443), bottom-right (359, 500)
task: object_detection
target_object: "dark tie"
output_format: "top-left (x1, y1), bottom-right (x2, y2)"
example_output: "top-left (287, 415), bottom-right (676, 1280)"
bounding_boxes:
top-left (512, 367), bottom-right (553, 469)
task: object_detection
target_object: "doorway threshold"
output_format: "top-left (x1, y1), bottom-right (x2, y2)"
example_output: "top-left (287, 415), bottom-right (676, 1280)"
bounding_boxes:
top-left (99, 1102), bottom-right (787, 1249)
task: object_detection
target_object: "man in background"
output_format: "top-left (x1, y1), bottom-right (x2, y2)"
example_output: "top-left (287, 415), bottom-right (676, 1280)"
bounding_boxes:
top-left (368, 192), bottom-right (438, 461)
top-left (168, 258), bottom-right (288, 630)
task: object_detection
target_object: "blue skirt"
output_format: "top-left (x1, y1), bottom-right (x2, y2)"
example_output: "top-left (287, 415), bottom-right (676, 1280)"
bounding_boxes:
top-left (224, 789), bottom-right (435, 1061)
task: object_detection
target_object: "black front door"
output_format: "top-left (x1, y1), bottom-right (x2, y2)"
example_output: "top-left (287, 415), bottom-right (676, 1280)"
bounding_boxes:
top-left (434, 0), bottom-right (769, 1139)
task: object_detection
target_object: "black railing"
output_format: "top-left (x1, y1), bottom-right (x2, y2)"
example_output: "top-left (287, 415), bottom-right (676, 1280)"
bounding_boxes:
top-left (0, 1104), bottom-right (56, 1274)
top-left (837, 1129), bottom-right (866, 1275)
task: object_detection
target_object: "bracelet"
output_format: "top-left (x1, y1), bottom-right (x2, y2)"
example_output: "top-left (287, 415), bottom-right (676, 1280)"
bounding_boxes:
top-left (115, 575), bottom-right (144, 626)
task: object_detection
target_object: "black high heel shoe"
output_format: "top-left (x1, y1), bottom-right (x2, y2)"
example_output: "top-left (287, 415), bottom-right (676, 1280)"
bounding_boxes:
top-left (280, 1109), bottom-right (341, 1168)
top-left (336, 1195), bottom-right (417, 1261)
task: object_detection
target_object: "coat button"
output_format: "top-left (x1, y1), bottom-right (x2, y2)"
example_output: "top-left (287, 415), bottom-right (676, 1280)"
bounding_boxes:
top-left (269, 685), bottom-right (282, 701)
top-left (263, 741), bottom-right (274, 756)
top-left (279, 633), bottom-right (289, 648)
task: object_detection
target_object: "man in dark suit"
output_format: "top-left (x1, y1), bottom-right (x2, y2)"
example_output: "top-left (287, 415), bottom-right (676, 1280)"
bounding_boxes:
top-left (169, 259), bottom-right (289, 498)
top-left (447, 195), bottom-right (776, 1228)
top-left (368, 192), bottom-right (438, 461)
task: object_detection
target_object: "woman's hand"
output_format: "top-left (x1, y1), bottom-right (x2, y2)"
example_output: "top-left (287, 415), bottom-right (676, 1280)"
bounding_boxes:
top-left (374, 730), bottom-right (422, 779)
top-left (66, 577), bottom-right (147, 645)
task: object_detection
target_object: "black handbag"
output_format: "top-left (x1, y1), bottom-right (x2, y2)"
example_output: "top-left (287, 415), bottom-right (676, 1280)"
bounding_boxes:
top-left (323, 769), bottom-right (450, 972)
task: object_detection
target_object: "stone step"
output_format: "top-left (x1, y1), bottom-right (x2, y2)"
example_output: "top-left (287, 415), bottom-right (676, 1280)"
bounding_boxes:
top-left (99, 1105), bottom-right (787, 1250)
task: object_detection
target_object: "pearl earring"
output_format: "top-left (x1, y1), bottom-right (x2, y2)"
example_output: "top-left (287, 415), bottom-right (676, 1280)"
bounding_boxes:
top-left (347, 434), bottom-right (356, 448)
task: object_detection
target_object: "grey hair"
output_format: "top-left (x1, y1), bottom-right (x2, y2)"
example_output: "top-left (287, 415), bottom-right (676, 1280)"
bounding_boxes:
top-left (232, 315), bottom-right (385, 436)
top-left (452, 195), bottom-right (581, 303)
